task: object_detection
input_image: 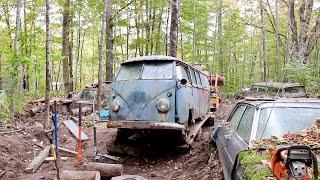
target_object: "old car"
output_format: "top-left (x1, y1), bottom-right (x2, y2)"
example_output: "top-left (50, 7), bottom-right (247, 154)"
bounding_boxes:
top-left (211, 98), bottom-right (320, 179)
top-left (68, 81), bottom-right (111, 116)
top-left (107, 55), bottom-right (211, 143)
top-left (236, 82), bottom-right (308, 99)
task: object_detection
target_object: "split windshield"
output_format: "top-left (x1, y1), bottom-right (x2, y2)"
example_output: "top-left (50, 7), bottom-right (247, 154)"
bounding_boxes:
top-left (116, 62), bottom-right (173, 81)
top-left (256, 107), bottom-right (320, 140)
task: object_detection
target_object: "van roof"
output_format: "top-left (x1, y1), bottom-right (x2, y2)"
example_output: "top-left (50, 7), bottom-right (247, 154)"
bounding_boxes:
top-left (122, 55), bottom-right (183, 64)
top-left (121, 55), bottom-right (208, 76)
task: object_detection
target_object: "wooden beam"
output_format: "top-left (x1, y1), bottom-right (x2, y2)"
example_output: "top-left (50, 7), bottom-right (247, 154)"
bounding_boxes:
top-left (25, 146), bottom-right (50, 173)
top-left (45, 157), bottom-right (68, 161)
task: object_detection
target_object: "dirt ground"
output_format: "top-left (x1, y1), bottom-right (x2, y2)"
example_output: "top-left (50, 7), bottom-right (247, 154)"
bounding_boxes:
top-left (0, 103), bottom-right (234, 180)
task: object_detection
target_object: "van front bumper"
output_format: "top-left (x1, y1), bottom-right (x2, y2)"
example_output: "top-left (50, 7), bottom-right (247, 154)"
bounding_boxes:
top-left (107, 120), bottom-right (186, 130)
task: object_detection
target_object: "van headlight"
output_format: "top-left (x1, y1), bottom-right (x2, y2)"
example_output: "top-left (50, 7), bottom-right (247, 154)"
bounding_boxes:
top-left (111, 100), bottom-right (120, 112)
top-left (156, 99), bottom-right (170, 113)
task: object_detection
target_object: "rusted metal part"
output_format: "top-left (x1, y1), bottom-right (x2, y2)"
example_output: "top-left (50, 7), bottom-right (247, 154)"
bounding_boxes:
top-left (184, 112), bottom-right (212, 145)
top-left (107, 120), bottom-right (185, 130)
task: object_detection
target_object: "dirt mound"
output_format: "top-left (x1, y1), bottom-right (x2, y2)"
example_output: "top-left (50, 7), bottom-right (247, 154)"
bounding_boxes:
top-left (120, 127), bottom-right (222, 179)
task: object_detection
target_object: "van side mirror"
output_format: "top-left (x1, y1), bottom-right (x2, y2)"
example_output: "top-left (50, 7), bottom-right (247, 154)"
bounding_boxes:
top-left (180, 79), bottom-right (188, 85)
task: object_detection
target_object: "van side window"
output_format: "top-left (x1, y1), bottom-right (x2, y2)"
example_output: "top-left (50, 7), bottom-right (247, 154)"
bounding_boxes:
top-left (195, 71), bottom-right (202, 87)
top-left (200, 74), bottom-right (210, 90)
top-left (230, 105), bottom-right (246, 130)
top-left (176, 65), bottom-right (190, 84)
top-left (190, 69), bottom-right (197, 85)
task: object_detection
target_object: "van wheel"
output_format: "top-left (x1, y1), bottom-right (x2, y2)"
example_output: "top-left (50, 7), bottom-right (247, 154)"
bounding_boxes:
top-left (205, 115), bottom-right (215, 126)
top-left (195, 128), bottom-right (202, 141)
top-left (188, 109), bottom-right (195, 125)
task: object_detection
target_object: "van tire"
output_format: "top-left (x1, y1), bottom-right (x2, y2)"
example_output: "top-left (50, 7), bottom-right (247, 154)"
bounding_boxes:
top-left (188, 109), bottom-right (195, 125)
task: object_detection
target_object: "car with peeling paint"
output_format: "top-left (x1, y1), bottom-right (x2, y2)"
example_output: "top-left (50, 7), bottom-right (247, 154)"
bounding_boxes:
top-left (211, 98), bottom-right (320, 180)
top-left (236, 82), bottom-right (308, 99)
top-left (107, 55), bottom-right (211, 135)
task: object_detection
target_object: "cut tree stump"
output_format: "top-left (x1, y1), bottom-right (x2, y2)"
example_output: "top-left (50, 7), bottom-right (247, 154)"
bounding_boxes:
top-left (25, 146), bottom-right (50, 173)
top-left (82, 162), bottom-right (123, 177)
top-left (60, 170), bottom-right (100, 180)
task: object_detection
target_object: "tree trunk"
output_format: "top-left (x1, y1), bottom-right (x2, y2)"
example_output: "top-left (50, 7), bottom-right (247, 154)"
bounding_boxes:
top-left (8, 0), bottom-right (23, 118)
top-left (217, 0), bottom-right (223, 74)
top-left (45, 0), bottom-right (51, 128)
top-left (74, 4), bottom-right (81, 90)
top-left (165, 0), bottom-right (170, 55)
top-left (105, 0), bottom-right (113, 81)
top-left (169, 0), bottom-right (179, 57)
top-left (97, 0), bottom-right (109, 111)
top-left (126, 10), bottom-right (130, 59)
top-left (62, 0), bottom-right (71, 94)
top-left (260, 0), bottom-right (268, 81)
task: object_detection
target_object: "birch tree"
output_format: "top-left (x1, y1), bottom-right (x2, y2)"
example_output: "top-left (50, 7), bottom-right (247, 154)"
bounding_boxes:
top-left (45, 0), bottom-right (51, 127)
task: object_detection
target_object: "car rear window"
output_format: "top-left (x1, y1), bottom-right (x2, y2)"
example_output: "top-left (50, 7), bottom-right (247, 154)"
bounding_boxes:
top-left (236, 106), bottom-right (255, 143)
top-left (256, 107), bottom-right (320, 140)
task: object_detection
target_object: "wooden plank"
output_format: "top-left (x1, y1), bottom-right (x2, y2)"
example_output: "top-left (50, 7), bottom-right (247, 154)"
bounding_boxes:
top-left (25, 146), bottom-right (50, 173)
top-left (58, 147), bottom-right (78, 155)
top-left (0, 170), bottom-right (5, 177)
top-left (63, 120), bottom-right (89, 141)
top-left (45, 157), bottom-right (68, 161)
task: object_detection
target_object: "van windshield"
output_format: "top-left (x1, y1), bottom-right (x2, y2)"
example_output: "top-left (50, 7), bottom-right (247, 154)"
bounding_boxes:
top-left (142, 62), bottom-right (173, 79)
top-left (116, 63), bottom-right (142, 81)
top-left (116, 62), bottom-right (173, 81)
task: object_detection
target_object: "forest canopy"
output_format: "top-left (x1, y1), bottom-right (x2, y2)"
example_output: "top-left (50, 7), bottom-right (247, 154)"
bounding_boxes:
top-left (0, 0), bottom-right (320, 119)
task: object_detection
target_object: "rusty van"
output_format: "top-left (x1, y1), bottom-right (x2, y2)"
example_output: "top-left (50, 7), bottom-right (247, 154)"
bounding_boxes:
top-left (107, 55), bottom-right (213, 145)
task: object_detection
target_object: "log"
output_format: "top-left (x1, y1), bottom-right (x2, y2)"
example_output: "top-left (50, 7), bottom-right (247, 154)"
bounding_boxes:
top-left (82, 162), bottom-right (123, 177)
top-left (25, 146), bottom-right (50, 173)
top-left (60, 170), bottom-right (100, 180)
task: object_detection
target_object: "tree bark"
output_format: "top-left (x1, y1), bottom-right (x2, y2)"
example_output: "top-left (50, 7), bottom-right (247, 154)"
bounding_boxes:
top-left (82, 162), bottom-right (123, 177)
top-left (97, 0), bottom-right (109, 111)
top-left (105, 0), bottom-right (113, 81)
top-left (62, 0), bottom-right (71, 94)
top-left (165, 0), bottom-right (170, 55)
top-left (217, 0), bottom-right (223, 74)
top-left (45, 0), bottom-right (51, 128)
top-left (260, 0), bottom-right (268, 81)
top-left (169, 0), bottom-right (179, 57)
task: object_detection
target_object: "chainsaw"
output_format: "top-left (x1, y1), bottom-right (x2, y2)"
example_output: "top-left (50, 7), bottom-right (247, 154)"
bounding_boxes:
top-left (269, 145), bottom-right (318, 180)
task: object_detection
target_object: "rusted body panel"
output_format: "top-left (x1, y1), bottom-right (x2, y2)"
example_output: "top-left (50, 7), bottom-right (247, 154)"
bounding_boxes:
top-left (107, 120), bottom-right (185, 130)
top-left (108, 55), bottom-right (211, 130)
top-left (110, 80), bottom-right (176, 123)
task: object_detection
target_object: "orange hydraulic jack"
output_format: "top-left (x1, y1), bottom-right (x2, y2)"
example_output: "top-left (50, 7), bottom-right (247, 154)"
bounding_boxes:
top-left (269, 145), bottom-right (318, 180)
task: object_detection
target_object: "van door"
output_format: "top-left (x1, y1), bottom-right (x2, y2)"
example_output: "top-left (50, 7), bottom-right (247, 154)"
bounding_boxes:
top-left (175, 64), bottom-right (193, 124)
top-left (189, 68), bottom-right (200, 119)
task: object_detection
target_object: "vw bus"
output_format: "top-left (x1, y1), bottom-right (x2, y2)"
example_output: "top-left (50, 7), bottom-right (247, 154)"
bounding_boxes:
top-left (107, 55), bottom-right (211, 135)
